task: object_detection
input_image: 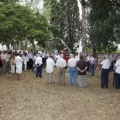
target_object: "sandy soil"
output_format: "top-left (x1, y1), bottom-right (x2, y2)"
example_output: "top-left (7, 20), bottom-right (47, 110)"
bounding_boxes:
top-left (0, 68), bottom-right (120, 120)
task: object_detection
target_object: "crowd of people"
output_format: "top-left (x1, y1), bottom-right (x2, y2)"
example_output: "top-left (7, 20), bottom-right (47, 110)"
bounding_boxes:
top-left (0, 48), bottom-right (120, 89)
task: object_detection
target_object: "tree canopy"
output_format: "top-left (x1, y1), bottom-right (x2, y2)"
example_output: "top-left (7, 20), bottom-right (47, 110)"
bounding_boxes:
top-left (87, 0), bottom-right (120, 54)
top-left (0, 2), bottom-right (50, 50)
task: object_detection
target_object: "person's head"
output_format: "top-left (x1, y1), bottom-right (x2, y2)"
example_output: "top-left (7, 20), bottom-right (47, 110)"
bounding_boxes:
top-left (104, 55), bottom-right (108, 59)
top-left (60, 54), bottom-right (64, 58)
top-left (24, 52), bottom-right (27, 56)
top-left (70, 54), bottom-right (74, 58)
top-left (80, 56), bottom-right (83, 60)
top-left (49, 54), bottom-right (53, 58)
top-left (91, 55), bottom-right (94, 58)
top-left (117, 55), bottom-right (120, 60)
top-left (37, 53), bottom-right (40, 57)
top-left (15, 53), bottom-right (19, 56)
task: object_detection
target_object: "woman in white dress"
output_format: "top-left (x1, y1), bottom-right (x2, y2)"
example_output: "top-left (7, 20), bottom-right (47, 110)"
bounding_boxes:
top-left (14, 53), bottom-right (23, 80)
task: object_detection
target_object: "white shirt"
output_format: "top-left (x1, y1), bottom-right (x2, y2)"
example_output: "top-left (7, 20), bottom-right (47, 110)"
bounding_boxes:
top-left (35, 56), bottom-right (42, 65)
top-left (54, 54), bottom-right (60, 60)
top-left (28, 52), bottom-right (33, 59)
top-left (75, 55), bottom-right (79, 61)
top-left (86, 56), bottom-right (90, 62)
top-left (101, 59), bottom-right (110, 69)
top-left (68, 58), bottom-right (77, 67)
top-left (115, 59), bottom-right (120, 74)
top-left (15, 56), bottom-right (23, 66)
top-left (90, 57), bottom-right (96, 64)
top-left (33, 55), bottom-right (37, 62)
top-left (5, 54), bottom-right (10, 62)
top-left (1, 53), bottom-right (4, 60)
top-left (54, 49), bottom-right (58, 54)
top-left (46, 58), bottom-right (55, 73)
top-left (42, 53), bottom-right (45, 58)
top-left (22, 56), bottom-right (29, 64)
top-left (56, 58), bottom-right (66, 68)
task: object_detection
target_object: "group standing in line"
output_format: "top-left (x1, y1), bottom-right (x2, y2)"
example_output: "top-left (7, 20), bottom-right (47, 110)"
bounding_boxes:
top-left (0, 49), bottom-right (120, 89)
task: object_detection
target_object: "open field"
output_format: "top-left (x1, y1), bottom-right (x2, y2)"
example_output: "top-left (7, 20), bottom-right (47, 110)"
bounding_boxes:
top-left (0, 68), bottom-right (120, 120)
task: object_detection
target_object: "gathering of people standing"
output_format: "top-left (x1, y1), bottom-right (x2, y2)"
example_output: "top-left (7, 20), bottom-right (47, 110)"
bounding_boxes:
top-left (0, 48), bottom-right (120, 89)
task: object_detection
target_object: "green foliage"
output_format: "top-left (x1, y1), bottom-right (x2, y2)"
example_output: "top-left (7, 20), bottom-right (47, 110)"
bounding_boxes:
top-left (0, 3), bottom-right (50, 49)
top-left (88, 0), bottom-right (120, 55)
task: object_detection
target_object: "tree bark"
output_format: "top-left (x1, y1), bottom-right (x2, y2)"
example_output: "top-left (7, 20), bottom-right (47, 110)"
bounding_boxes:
top-left (6, 43), bottom-right (10, 50)
top-left (18, 40), bottom-right (21, 50)
top-left (30, 39), bottom-right (36, 51)
top-left (81, 0), bottom-right (86, 53)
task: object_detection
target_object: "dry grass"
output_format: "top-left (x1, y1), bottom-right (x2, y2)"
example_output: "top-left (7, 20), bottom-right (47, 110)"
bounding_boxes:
top-left (0, 68), bottom-right (120, 120)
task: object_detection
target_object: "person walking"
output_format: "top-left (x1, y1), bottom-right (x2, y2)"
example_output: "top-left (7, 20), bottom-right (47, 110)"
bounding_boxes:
top-left (67, 54), bottom-right (77, 86)
top-left (56, 54), bottom-right (66, 86)
top-left (76, 56), bottom-right (88, 88)
top-left (46, 54), bottom-right (55, 84)
top-left (101, 55), bottom-right (110, 88)
top-left (114, 56), bottom-right (120, 89)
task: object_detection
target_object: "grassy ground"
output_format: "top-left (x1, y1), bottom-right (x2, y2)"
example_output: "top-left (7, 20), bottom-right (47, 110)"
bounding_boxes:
top-left (0, 68), bottom-right (120, 120)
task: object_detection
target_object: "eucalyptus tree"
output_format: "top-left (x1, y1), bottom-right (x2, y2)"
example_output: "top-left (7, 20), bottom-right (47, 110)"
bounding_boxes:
top-left (44, 0), bottom-right (81, 51)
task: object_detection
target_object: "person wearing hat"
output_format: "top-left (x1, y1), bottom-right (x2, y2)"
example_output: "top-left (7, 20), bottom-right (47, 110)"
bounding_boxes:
top-left (101, 55), bottom-right (110, 88)
top-left (76, 56), bottom-right (88, 87)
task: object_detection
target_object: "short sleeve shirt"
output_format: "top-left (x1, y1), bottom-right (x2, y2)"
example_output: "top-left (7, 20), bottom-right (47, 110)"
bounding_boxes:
top-left (76, 60), bottom-right (87, 75)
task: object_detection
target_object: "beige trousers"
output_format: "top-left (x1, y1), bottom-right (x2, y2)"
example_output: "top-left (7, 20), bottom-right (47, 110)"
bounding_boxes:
top-left (46, 73), bottom-right (52, 84)
top-left (58, 68), bottom-right (65, 85)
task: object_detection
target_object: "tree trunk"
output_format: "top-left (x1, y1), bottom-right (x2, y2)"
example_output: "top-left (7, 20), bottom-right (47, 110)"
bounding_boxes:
top-left (92, 46), bottom-right (96, 58)
top-left (25, 37), bottom-right (28, 50)
top-left (6, 43), bottom-right (10, 50)
top-left (30, 39), bottom-right (36, 51)
top-left (81, 0), bottom-right (86, 53)
top-left (18, 40), bottom-right (21, 50)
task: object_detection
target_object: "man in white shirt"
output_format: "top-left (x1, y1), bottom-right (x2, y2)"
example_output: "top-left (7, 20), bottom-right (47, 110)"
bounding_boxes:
top-left (67, 54), bottom-right (77, 86)
top-left (46, 55), bottom-right (55, 84)
top-left (14, 53), bottom-right (23, 80)
top-left (114, 56), bottom-right (120, 89)
top-left (35, 53), bottom-right (43, 78)
top-left (101, 55), bottom-right (110, 88)
top-left (56, 54), bottom-right (66, 85)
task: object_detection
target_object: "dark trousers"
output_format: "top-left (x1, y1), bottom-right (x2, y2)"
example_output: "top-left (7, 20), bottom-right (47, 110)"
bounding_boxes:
top-left (90, 64), bottom-right (94, 76)
top-left (115, 73), bottom-right (120, 89)
top-left (29, 59), bottom-right (33, 69)
top-left (36, 65), bottom-right (42, 77)
top-left (42, 58), bottom-right (46, 67)
top-left (101, 68), bottom-right (109, 88)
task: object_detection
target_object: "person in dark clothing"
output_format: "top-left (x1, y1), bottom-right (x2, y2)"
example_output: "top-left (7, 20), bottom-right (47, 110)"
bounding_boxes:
top-left (76, 56), bottom-right (88, 87)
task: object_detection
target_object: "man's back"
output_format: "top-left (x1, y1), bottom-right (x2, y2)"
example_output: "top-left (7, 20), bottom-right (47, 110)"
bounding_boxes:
top-left (76, 60), bottom-right (87, 75)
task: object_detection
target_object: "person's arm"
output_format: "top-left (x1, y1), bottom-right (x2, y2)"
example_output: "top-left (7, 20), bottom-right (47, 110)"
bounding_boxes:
top-left (76, 67), bottom-right (84, 73)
